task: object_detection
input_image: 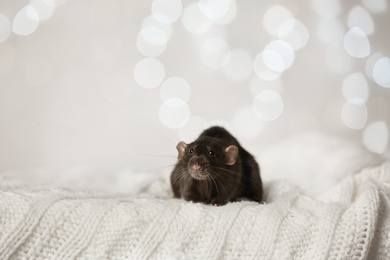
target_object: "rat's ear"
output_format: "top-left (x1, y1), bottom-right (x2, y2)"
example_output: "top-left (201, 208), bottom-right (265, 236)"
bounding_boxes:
top-left (176, 141), bottom-right (188, 160)
top-left (224, 145), bottom-right (238, 165)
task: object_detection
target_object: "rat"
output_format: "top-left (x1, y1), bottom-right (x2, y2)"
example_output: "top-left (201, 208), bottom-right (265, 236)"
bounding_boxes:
top-left (170, 126), bottom-right (263, 206)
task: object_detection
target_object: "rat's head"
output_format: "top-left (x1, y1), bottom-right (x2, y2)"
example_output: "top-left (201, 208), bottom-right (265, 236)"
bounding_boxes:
top-left (176, 138), bottom-right (239, 180)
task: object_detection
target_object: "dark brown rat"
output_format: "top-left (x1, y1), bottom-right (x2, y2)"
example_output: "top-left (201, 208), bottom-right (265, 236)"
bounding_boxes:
top-left (170, 126), bottom-right (263, 205)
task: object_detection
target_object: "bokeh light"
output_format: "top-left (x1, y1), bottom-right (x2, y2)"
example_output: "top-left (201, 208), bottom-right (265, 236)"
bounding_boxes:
top-left (341, 99), bottom-right (367, 129)
top-left (200, 38), bottom-right (230, 69)
top-left (1, 1), bottom-right (390, 173)
top-left (212, 0), bottom-right (237, 25)
top-left (160, 77), bottom-right (191, 102)
top-left (341, 72), bottom-right (369, 102)
top-left (361, 0), bottom-right (387, 13)
top-left (347, 6), bottom-right (374, 35)
top-left (29, 0), bottom-right (56, 21)
top-left (363, 121), bottom-right (388, 154)
top-left (343, 27), bottom-right (370, 58)
top-left (311, 0), bottom-right (341, 17)
top-left (12, 5), bottom-right (39, 36)
top-left (136, 26), bottom-right (168, 57)
top-left (151, 0), bottom-right (182, 24)
top-left (263, 5), bottom-right (293, 36)
top-left (253, 52), bottom-right (282, 81)
top-left (278, 19), bottom-right (309, 50)
top-left (182, 3), bottom-right (212, 34)
top-left (44, 0), bottom-right (69, 7)
top-left (223, 49), bottom-right (253, 81)
top-left (134, 58), bottom-right (165, 89)
top-left (253, 90), bottom-right (284, 121)
top-left (142, 15), bottom-right (173, 40)
top-left (159, 98), bottom-right (190, 129)
top-left (0, 14), bottom-right (12, 42)
top-left (199, 0), bottom-right (231, 20)
top-left (372, 56), bottom-right (390, 88)
top-left (263, 40), bottom-right (295, 72)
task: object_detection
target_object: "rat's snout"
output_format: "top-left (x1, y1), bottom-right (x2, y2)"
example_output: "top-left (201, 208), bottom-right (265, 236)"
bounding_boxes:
top-left (192, 163), bottom-right (203, 172)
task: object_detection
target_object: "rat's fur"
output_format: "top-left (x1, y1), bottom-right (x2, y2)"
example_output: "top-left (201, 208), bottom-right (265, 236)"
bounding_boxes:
top-left (170, 126), bottom-right (263, 205)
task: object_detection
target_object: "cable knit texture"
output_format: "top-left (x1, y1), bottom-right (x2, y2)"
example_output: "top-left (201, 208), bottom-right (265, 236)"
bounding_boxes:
top-left (0, 162), bottom-right (390, 259)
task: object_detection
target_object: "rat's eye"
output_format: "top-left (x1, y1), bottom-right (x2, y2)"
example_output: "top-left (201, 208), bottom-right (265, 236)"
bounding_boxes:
top-left (208, 150), bottom-right (215, 156)
top-left (189, 148), bottom-right (194, 154)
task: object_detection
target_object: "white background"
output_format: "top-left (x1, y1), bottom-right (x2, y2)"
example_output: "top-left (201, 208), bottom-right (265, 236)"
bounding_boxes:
top-left (0, 0), bottom-right (389, 176)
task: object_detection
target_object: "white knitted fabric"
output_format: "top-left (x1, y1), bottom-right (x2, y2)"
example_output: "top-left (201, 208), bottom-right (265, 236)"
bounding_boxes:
top-left (0, 161), bottom-right (389, 259)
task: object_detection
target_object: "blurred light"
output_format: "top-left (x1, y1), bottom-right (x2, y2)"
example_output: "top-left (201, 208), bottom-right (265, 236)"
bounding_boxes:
top-left (348, 6), bottom-right (374, 35)
top-left (0, 14), bottom-right (12, 42)
top-left (160, 77), bottom-right (191, 102)
top-left (232, 106), bottom-right (265, 139)
top-left (341, 98), bottom-right (367, 129)
top-left (136, 26), bottom-right (167, 57)
top-left (263, 40), bottom-right (295, 72)
top-left (343, 27), bottom-right (370, 58)
top-left (12, 5), bottom-right (39, 36)
top-left (363, 121), bottom-right (388, 154)
top-left (200, 38), bottom-right (230, 69)
top-left (311, 0), bottom-right (341, 17)
top-left (263, 5), bottom-right (293, 36)
top-left (253, 90), bottom-right (284, 121)
top-left (223, 49), bottom-right (253, 81)
top-left (278, 19), bottom-right (309, 50)
top-left (178, 116), bottom-right (208, 141)
top-left (24, 55), bottom-right (53, 86)
top-left (316, 18), bottom-right (343, 45)
top-left (361, 0), bottom-right (387, 13)
top-left (213, 0), bottom-right (237, 25)
top-left (0, 43), bottom-right (15, 72)
top-left (372, 57), bottom-right (390, 88)
top-left (253, 52), bottom-right (282, 81)
top-left (151, 0), bottom-right (182, 24)
top-left (342, 72), bottom-right (369, 102)
top-left (142, 15), bottom-right (173, 40)
top-left (182, 3), bottom-right (212, 34)
top-left (134, 58), bottom-right (165, 89)
top-left (365, 53), bottom-right (384, 81)
top-left (29, 0), bottom-right (55, 21)
top-left (199, 0), bottom-right (230, 20)
top-left (43, 0), bottom-right (68, 7)
top-left (159, 98), bottom-right (190, 129)
top-left (326, 46), bottom-right (353, 74)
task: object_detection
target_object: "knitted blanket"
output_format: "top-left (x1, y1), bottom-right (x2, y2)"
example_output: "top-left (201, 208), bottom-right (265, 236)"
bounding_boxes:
top-left (1, 161), bottom-right (389, 259)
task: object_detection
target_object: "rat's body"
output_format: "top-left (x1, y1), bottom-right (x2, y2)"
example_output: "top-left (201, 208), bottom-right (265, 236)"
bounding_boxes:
top-left (170, 126), bottom-right (262, 205)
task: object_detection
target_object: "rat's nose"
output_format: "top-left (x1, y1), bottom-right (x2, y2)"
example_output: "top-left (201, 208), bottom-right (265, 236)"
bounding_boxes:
top-left (192, 163), bottom-right (203, 172)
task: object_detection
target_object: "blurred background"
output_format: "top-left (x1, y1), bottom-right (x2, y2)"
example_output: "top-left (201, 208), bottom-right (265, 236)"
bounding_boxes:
top-left (0, 0), bottom-right (389, 178)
